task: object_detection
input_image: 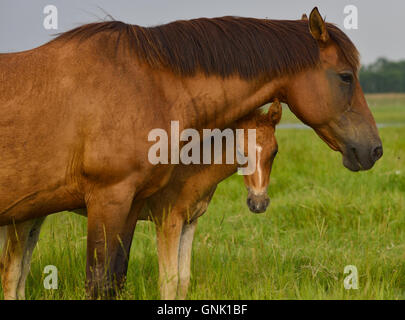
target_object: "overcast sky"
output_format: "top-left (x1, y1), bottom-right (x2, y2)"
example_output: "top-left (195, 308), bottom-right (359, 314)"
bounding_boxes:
top-left (0, 0), bottom-right (403, 65)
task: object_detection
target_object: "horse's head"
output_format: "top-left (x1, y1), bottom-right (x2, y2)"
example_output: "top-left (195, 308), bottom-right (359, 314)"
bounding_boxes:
top-left (237, 100), bottom-right (281, 213)
top-left (284, 7), bottom-right (382, 172)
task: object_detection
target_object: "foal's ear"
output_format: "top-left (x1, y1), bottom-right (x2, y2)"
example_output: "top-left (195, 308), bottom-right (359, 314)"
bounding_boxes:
top-left (301, 13), bottom-right (308, 21)
top-left (308, 7), bottom-right (329, 44)
top-left (268, 99), bottom-right (282, 125)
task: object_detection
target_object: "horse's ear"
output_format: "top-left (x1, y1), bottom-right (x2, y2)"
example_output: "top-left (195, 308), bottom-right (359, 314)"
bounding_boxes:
top-left (268, 99), bottom-right (282, 125)
top-left (308, 7), bottom-right (329, 44)
top-left (301, 13), bottom-right (308, 21)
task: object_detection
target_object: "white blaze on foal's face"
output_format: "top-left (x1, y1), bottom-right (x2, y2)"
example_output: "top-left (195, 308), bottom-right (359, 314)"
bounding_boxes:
top-left (253, 145), bottom-right (264, 193)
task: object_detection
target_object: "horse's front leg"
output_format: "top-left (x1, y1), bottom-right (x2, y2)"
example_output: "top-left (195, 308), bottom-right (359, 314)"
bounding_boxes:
top-left (0, 218), bottom-right (45, 300)
top-left (85, 178), bottom-right (139, 299)
top-left (156, 210), bottom-right (185, 300)
top-left (16, 217), bottom-right (45, 300)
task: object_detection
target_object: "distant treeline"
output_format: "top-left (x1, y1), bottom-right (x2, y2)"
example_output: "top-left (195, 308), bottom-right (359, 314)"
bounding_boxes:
top-left (360, 58), bottom-right (405, 93)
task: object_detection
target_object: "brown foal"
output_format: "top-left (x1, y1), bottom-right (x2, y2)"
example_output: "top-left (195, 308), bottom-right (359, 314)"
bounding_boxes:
top-left (147, 102), bottom-right (281, 299)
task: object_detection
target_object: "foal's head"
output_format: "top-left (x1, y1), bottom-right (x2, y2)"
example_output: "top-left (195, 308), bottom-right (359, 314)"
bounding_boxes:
top-left (237, 100), bottom-right (282, 213)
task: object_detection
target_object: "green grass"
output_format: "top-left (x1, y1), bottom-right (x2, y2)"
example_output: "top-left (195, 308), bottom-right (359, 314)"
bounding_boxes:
top-left (1, 94), bottom-right (405, 300)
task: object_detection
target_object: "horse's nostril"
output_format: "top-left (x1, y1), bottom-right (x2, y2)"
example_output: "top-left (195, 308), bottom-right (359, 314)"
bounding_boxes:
top-left (371, 145), bottom-right (383, 162)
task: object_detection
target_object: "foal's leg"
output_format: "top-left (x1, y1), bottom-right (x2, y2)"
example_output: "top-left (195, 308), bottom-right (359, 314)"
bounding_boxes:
top-left (156, 211), bottom-right (184, 300)
top-left (177, 219), bottom-right (198, 300)
top-left (0, 226), bottom-right (6, 251)
top-left (85, 179), bottom-right (138, 299)
top-left (176, 189), bottom-right (215, 299)
top-left (0, 218), bottom-right (44, 300)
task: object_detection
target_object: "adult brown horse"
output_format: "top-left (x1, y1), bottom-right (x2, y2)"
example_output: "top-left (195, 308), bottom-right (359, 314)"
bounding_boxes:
top-left (0, 101), bottom-right (282, 300)
top-left (0, 8), bottom-right (382, 298)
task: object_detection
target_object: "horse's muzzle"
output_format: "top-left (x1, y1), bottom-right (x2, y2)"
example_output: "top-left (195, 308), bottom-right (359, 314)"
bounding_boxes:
top-left (343, 143), bottom-right (383, 172)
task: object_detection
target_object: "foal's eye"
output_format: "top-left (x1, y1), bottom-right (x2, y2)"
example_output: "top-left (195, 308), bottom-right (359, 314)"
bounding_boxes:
top-left (339, 72), bottom-right (353, 84)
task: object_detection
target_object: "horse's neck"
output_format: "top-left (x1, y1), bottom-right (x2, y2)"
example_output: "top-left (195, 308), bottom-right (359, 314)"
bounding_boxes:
top-left (166, 74), bottom-right (284, 132)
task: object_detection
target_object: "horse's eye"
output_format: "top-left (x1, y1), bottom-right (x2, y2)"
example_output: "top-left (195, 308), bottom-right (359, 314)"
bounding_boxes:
top-left (339, 72), bottom-right (353, 84)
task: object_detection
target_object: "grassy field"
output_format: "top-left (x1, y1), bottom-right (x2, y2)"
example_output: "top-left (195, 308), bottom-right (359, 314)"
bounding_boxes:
top-left (1, 94), bottom-right (405, 300)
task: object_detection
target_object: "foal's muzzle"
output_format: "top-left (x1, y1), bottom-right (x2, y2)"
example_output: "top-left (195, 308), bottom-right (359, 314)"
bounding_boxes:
top-left (247, 192), bottom-right (270, 214)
